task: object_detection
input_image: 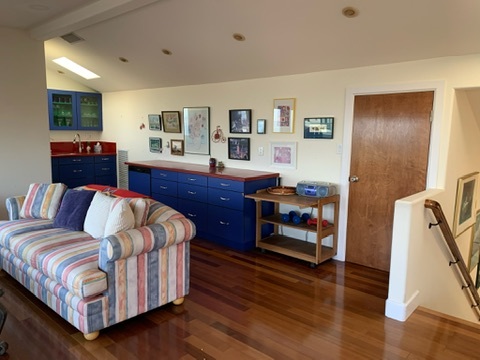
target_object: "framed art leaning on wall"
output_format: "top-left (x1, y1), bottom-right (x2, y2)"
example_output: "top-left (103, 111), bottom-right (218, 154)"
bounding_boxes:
top-left (453, 172), bottom-right (479, 237)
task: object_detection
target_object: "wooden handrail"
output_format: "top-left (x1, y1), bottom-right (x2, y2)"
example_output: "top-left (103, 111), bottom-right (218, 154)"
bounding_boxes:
top-left (425, 199), bottom-right (480, 320)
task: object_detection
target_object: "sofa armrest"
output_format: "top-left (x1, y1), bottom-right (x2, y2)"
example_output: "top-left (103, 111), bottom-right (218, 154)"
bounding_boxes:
top-left (5, 196), bottom-right (26, 220)
top-left (98, 218), bottom-right (196, 269)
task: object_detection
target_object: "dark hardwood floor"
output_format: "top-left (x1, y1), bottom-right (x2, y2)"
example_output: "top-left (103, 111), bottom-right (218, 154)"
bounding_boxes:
top-left (0, 239), bottom-right (479, 359)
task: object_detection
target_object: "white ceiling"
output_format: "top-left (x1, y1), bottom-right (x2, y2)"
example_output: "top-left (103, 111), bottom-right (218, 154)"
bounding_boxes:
top-left (3, 0), bottom-right (480, 93)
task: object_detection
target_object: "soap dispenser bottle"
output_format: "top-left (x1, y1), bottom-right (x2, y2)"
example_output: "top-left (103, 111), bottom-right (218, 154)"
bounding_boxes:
top-left (94, 142), bottom-right (102, 153)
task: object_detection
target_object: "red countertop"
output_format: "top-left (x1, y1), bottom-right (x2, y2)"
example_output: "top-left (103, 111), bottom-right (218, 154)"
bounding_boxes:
top-left (126, 160), bottom-right (279, 182)
top-left (51, 141), bottom-right (117, 157)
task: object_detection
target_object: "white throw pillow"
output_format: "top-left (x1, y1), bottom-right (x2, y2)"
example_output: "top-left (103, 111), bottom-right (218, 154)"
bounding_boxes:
top-left (84, 192), bottom-right (115, 238)
top-left (104, 198), bottom-right (135, 237)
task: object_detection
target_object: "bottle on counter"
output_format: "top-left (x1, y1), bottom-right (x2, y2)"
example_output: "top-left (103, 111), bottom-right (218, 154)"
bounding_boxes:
top-left (94, 142), bottom-right (102, 153)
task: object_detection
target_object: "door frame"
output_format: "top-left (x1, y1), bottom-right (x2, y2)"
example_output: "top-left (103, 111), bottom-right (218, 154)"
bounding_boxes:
top-left (336, 81), bottom-right (446, 262)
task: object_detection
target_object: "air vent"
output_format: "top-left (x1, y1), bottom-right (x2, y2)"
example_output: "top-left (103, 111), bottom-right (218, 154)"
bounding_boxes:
top-left (118, 150), bottom-right (129, 189)
top-left (60, 32), bottom-right (85, 44)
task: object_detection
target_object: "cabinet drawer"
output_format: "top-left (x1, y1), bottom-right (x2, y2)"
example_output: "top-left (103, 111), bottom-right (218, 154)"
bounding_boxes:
top-left (208, 205), bottom-right (244, 240)
top-left (59, 164), bottom-right (95, 179)
top-left (94, 155), bottom-right (116, 163)
top-left (151, 169), bottom-right (178, 181)
top-left (178, 173), bottom-right (208, 186)
top-left (208, 188), bottom-right (244, 210)
top-left (94, 163), bottom-right (116, 176)
top-left (151, 193), bottom-right (178, 209)
top-left (58, 156), bottom-right (94, 165)
top-left (177, 199), bottom-right (208, 233)
top-left (208, 177), bottom-right (244, 192)
top-left (95, 174), bottom-right (117, 187)
top-left (151, 178), bottom-right (178, 197)
top-left (178, 183), bottom-right (208, 202)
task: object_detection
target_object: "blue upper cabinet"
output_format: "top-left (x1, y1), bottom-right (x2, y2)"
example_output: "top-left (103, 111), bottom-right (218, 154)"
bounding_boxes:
top-left (48, 89), bottom-right (102, 131)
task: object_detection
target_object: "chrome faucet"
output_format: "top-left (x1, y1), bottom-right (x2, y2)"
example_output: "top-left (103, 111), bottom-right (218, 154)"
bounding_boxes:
top-left (73, 133), bottom-right (82, 153)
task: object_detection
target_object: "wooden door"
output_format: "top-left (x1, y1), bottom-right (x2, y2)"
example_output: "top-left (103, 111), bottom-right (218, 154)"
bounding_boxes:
top-left (346, 91), bottom-right (434, 271)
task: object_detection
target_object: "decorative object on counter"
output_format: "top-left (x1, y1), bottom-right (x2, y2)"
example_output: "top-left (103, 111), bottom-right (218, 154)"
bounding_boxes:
top-left (86, 142), bottom-right (91, 153)
top-left (228, 137), bottom-right (250, 161)
top-left (216, 161), bottom-right (225, 169)
top-left (211, 125), bottom-right (226, 143)
top-left (184, 106), bottom-right (210, 155)
top-left (148, 114), bottom-right (161, 131)
top-left (270, 141), bottom-right (297, 169)
top-left (161, 111), bottom-right (182, 133)
top-left (273, 98), bottom-right (295, 133)
top-left (149, 137), bottom-right (162, 153)
top-left (93, 142), bottom-right (102, 153)
top-left (229, 109), bottom-right (252, 134)
top-left (266, 186), bottom-right (296, 195)
top-left (304, 117), bottom-right (334, 139)
top-left (171, 139), bottom-right (184, 156)
top-left (257, 119), bottom-right (266, 134)
top-left (209, 158), bottom-right (216, 168)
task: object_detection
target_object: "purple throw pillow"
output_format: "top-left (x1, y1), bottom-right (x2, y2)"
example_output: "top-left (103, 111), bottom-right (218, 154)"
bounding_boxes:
top-left (53, 189), bottom-right (96, 231)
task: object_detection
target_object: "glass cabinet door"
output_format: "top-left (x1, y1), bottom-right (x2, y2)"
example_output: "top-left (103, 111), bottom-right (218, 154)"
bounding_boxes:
top-left (48, 90), bottom-right (77, 130)
top-left (77, 92), bottom-right (102, 130)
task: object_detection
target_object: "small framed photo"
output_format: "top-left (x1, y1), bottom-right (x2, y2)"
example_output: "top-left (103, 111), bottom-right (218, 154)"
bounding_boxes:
top-left (149, 137), bottom-right (162, 153)
top-left (271, 141), bottom-right (297, 169)
top-left (273, 98), bottom-right (295, 133)
top-left (161, 111), bottom-right (182, 133)
top-left (228, 137), bottom-right (250, 161)
top-left (453, 172), bottom-right (479, 237)
top-left (229, 109), bottom-right (252, 133)
top-left (183, 106), bottom-right (210, 155)
top-left (171, 139), bottom-right (184, 156)
top-left (304, 117), bottom-right (334, 139)
top-left (148, 114), bottom-right (161, 131)
top-left (257, 119), bottom-right (266, 134)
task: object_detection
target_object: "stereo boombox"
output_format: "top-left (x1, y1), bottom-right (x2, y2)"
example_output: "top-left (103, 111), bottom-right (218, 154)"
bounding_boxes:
top-left (296, 180), bottom-right (337, 198)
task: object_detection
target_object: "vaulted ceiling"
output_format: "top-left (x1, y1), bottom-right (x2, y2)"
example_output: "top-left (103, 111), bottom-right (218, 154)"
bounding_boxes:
top-left (2, 0), bottom-right (480, 93)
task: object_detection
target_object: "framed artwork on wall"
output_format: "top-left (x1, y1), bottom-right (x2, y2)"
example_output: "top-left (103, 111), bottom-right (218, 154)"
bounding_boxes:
top-left (161, 111), bottom-right (182, 133)
top-left (170, 139), bottom-right (184, 156)
top-left (453, 172), bottom-right (479, 237)
top-left (257, 119), bottom-right (266, 134)
top-left (183, 107), bottom-right (210, 155)
top-left (228, 137), bottom-right (250, 161)
top-left (469, 210), bottom-right (480, 273)
top-left (148, 114), bottom-right (161, 131)
top-left (229, 109), bottom-right (252, 133)
top-left (149, 137), bottom-right (162, 153)
top-left (304, 117), bottom-right (334, 139)
top-left (270, 141), bottom-right (297, 169)
top-left (273, 98), bottom-right (295, 133)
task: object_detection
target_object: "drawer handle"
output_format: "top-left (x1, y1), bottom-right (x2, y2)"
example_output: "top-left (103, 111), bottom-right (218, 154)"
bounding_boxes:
top-left (187, 178), bottom-right (197, 182)
top-left (187, 213), bottom-right (197, 218)
top-left (101, 158), bottom-right (109, 161)
top-left (73, 169), bottom-right (83, 173)
top-left (160, 186), bottom-right (167, 190)
top-left (101, 167), bottom-right (110, 171)
top-left (160, 173), bottom-right (167, 177)
top-left (220, 183), bottom-right (230, 187)
top-left (188, 191), bottom-right (197, 195)
top-left (219, 221), bottom-right (230, 226)
top-left (72, 159), bottom-right (82, 162)
top-left (220, 197), bottom-right (230, 201)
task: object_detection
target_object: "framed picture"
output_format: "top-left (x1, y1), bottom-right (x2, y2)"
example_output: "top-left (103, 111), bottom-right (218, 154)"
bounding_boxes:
top-left (148, 114), bottom-right (161, 131)
top-left (304, 117), bottom-right (334, 139)
top-left (257, 119), bottom-right (266, 134)
top-left (161, 111), bottom-right (182, 133)
top-left (270, 142), bottom-right (297, 169)
top-left (469, 210), bottom-right (480, 272)
top-left (183, 107), bottom-right (210, 155)
top-left (453, 172), bottom-right (479, 237)
top-left (228, 137), bottom-right (250, 161)
top-left (170, 139), bottom-right (184, 156)
top-left (149, 137), bottom-right (162, 153)
top-left (273, 98), bottom-right (295, 133)
top-left (229, 109), bottom-right (251, 133)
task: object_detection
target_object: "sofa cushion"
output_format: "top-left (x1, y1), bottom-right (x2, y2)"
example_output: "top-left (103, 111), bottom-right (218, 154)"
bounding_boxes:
top-left (4, 226), bottom-right (107, 299)
top-left (104, 198), bottom-right (134, 236)
top-left (53, 189), bottom-right (96, 231)
top-left (127, 198), bottom-right (150, 228)
top-left (20, 183), bottom-right (67, 220)
top-left (84, 192), bottom-right (115, 238)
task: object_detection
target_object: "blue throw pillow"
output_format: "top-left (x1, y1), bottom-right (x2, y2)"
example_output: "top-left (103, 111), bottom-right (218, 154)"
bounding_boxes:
top-left (53, 189), bottom-right (96, 231)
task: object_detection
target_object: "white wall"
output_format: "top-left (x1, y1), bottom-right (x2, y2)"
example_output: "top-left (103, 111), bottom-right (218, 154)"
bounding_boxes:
top-left (0, 27), bottom-right (51, 219)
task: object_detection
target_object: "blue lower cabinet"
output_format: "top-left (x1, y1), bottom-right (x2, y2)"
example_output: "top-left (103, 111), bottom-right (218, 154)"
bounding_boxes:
top-left (208, 205), bottom-right (249, 250)
top-left (152, 192), bottom-right (178, 209)
top-left (178, 199), bottom-right (208, 234)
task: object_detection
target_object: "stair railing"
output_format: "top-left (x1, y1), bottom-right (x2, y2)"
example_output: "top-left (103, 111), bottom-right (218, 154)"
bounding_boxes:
top-left (425, 199), bottom-right (480, 320)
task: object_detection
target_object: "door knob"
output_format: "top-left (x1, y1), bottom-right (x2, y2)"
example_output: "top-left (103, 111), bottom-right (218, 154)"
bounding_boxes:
top-left (349, 175), bottom-right (359, 183)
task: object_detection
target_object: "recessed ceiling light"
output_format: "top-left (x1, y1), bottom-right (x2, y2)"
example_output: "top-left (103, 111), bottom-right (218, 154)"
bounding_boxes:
top-left (57, 70), bottom-right (65, 75)
top-left (119, 57), bottom-right (129, 63)
top-left (52, 57), bottom-right (100, 80)
top-left (342, 7), bottom-right (358, 18)
top-left (162, 49), bottom-right (172, 55)
top-left (233, 33), bottom-right (246, 41)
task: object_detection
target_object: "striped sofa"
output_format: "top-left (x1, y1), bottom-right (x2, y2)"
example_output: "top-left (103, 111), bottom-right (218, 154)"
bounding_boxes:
top-left (0, 186), bottom-right (195, 340)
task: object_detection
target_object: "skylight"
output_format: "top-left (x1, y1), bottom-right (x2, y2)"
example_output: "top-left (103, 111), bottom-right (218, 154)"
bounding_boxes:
top-left (52, 57), bottom-right (100, 80)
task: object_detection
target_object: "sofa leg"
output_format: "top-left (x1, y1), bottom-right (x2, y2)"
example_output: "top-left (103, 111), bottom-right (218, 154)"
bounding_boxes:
top-left (83, 331), bottom-right (100, 341)
top-left (172, 297), bottom-right (184, 305)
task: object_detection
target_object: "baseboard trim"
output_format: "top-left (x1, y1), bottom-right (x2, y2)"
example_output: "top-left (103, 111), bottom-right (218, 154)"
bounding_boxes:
top-left (385, 290), bottom-right (420, 321)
